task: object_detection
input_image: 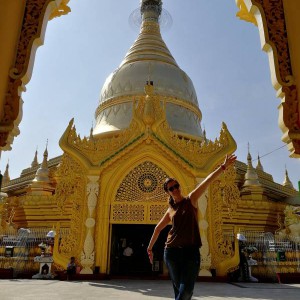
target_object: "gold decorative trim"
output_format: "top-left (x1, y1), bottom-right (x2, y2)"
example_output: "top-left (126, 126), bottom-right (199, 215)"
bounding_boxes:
top-left (208, 166), bottom-right (240, 274)
top-left (157, 122), bottom-right (236, 170)
top-left (53, 154), bottom-right (86, 261)
top-left (95, 95), bottom-right (202, 120)
top-left (281, 85), bottom-right (300, 154)
top-left (252, 0), bottom-right (300, 155)
top-left (49, 0), bottom-right (71, 20)
top-left (236, 0), bottom-right (257, 25)
top-left (253, 0), bottom-right (293, 86)
top-left (237, 0), bottom-right (293, 86)
top-left (2, 0), bottom-right (52, 146)
top-left (61, 118), bottom-right (142, 166)
top-left (236, 0), bottom-right (300, 155)
top-left (9, 0), bottom-right (52, 80)
top-left (1, 0), bottom-right (70, 148)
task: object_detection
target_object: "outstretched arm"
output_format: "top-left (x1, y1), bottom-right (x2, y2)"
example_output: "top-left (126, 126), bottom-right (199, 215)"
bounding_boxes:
top-left (147, 209), bottom-right (171, 264)
top-left (189, 154), bottom-right (237, 207)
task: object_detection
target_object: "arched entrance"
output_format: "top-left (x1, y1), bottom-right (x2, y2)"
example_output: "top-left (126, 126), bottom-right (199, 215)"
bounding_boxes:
top-left (107, 160), bottom-right (177, 276)
top-left (110, 224), bottom-right (170, 276)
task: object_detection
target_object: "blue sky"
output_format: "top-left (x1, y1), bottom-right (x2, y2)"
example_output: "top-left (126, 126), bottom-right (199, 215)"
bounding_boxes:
top-left (1, 0), bottom-right (299, 189)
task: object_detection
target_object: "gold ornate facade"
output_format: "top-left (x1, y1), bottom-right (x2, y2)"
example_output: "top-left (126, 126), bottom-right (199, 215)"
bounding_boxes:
top-left (1, 0), bottom-right (299, 280)
top-left (1, 120), bottom-right (297, 277)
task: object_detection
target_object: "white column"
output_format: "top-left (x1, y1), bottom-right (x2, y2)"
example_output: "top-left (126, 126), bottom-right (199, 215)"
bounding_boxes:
top-left (197, 178), bottom-right (212, 276)
top-left (80, 175), bottom-right (99, 274)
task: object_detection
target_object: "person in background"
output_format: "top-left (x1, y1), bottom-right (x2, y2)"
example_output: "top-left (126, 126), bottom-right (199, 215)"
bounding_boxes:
top-left (147, 154), bottom-right (236, 300)
top-left (66, 256), bottom-right (76, 280)
top-left (122, 243), bottom-right (134, 274)
top-left (123, 244), bottom-right (133, 257)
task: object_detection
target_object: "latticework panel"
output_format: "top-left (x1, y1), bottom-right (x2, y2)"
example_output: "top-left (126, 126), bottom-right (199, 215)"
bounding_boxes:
top-left (115, 161), bottom-right (169, 202)
top-left (149, 204), bottom-right (168, 222)
top-left (111, 203), bottom-right (169, 224)
top-left (112, 204), bottom-right (145, 222)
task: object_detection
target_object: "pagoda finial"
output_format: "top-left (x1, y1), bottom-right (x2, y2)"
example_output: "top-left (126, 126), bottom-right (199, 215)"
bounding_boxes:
top-left (3, 160), bottom-right (10, 185)
top-left (202, 125), bottom-right (208, 144)
top-left (203, 128), bottom-right (206, 137)
top-left (283, 167), bottom-right (294, 189)
top-left (247, 143), bottom-right (253, 168)
top-left (243, 145), bottom-right (261, 188)
top-left (42, 140), bottom-right (49, 169)
top-left (29, 141), bottom-right (53, 195)
top-left (141, 0), bottom-right (162, 20)
top-left (89, 120), bottom-right (95, 139)
top-left (256, 153), bottom-right (264, 172)
top-left (31, 147), bottom-right (39, 168)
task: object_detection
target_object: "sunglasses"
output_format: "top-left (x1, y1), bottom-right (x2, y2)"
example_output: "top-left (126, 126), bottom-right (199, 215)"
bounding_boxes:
top-left (168, 183), bottom-right (180, 192)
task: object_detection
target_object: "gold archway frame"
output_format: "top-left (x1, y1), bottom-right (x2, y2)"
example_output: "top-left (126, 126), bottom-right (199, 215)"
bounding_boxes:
top-left (0, 0), bottom-right (71, 149)
top-left (236, 0), bottom-right (300, 157)
top-left (94, 149), bottom-right (194, 274)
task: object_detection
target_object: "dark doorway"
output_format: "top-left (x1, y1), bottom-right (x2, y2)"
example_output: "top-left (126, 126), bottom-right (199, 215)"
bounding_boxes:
top-left (110, 224), bottom-right (170, 276)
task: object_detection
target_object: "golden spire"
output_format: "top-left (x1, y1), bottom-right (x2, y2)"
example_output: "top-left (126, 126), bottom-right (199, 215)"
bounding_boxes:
top-left (256, 154), bottom-right (264, 172)
top-left (283, 167), bottom-right (294, 189)
top-left (31, 148), bottom-right (39, 168)
top-left (121, 0), bottom-right (177, 68)
top-left (3, 160), bottom-right (10, 185)
top-left (32, 143), bottom-right (49, 183)
top-left (41, 143), bottom-right (49, 170)
top-left (89, 127), bottom-right (94, 139)
top-left (28, 141), bottom-right (54, 195)
top-left (203, 126), bottom-right (208, 144)
top-left (243, 145), bottom-right (261, 188)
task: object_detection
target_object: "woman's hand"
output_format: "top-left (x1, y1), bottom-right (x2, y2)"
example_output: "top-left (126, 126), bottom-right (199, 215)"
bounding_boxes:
top-left (221, 154), bottom-right (237, 170)
top-left (147, 248), bottom-right (153, 264)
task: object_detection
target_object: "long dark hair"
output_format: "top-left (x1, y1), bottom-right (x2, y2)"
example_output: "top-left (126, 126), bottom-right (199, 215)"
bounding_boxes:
top-left (163, 177), bottom-right (178, 209)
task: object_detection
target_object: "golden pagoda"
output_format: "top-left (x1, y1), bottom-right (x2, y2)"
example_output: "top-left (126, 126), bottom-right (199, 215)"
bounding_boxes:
top-left (0, 0), bottom-right (299, 280)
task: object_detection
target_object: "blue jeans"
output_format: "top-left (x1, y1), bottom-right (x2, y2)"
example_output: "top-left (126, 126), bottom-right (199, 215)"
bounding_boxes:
top-left (164, 247), bottom-right (200, 300)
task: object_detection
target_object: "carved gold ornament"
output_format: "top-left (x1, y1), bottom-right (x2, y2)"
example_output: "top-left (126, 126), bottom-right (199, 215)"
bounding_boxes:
top-left (111, 161), bottom-right (169, 223)
top-left (1, 0), bottom-right (70, 148)
top-left (54, 154), bottom-right (86, 259)
top-left (208, 165), bottom-right (240, 272)
top-left (50, 0), bottom-right (71, 20)
top-left (115, 161), bottom-right (168, 202)
top-left (236, 0), bottom-right (300, 156)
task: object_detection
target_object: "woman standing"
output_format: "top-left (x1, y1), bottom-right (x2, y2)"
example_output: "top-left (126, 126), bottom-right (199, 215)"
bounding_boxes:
top-left (147, 154), bottom-right (236, 300)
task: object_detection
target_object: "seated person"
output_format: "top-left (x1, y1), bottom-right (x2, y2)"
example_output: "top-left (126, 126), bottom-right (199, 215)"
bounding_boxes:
top-left (66, 256), bottom-right (76, 280)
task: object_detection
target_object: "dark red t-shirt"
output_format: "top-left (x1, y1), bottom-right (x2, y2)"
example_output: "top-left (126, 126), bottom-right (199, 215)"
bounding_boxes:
top-left (165, 197), bottom-right (202, 248)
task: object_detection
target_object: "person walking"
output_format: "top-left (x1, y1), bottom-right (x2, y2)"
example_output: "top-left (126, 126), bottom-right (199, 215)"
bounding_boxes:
top-left (147, 154), bottom-right (236, 300)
